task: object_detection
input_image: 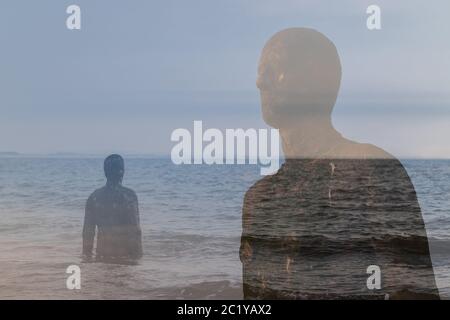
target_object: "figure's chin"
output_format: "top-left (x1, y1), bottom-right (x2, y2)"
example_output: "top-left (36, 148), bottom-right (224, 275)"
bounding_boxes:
top-left (261, 106), bottom-right (275, 128)
top-left (262, 114), bottom-right (280, 129)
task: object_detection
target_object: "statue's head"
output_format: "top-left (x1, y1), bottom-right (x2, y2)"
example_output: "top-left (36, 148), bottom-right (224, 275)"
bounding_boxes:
top-left (257, 28), bottom-right (342, 129)
top-left (104, 154), bottom-right (124, 185)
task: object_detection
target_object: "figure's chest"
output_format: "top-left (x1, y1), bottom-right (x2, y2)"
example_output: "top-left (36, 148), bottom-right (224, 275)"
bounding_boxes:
top-left (249, 163), bottom-right (372, 231)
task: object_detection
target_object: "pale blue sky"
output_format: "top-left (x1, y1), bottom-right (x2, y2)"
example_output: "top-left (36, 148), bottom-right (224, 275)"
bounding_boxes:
top-left (1, 0), bottom-right (450, 157)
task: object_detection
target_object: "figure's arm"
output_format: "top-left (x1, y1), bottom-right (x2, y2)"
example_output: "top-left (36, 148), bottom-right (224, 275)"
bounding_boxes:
top-left (369, 162), bottom-right (438, 298)
top-left (135, 195), bottom-right (143, 258)
top-left (130, 192), bottom-right (143, 258)
top-left (82, 196), bottom-right (96, 258)
top-left (240, 190), bottom-right (254, 263)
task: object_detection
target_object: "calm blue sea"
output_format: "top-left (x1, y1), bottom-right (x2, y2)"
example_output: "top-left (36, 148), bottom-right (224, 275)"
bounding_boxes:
top-left (0, 157), bottom-right (449, 299)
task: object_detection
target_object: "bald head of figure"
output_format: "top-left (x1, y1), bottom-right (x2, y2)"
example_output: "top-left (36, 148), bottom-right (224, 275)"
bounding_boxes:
top-left (257, 28), bottom-right (342, 129)
top-left (104, 154), bottom-right (124, 185)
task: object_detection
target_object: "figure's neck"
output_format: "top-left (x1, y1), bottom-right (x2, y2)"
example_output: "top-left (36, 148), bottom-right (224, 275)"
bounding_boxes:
top-left (280, 117), bottom-right (343, 159)
top-left (106, 179), bottom-right (122, 188)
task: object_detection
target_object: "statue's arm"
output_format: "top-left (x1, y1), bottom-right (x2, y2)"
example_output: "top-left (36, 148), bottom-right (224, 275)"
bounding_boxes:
top-left (130, 192), bottom-right (143, 258)
top-left (82, 196), bottom-right (96, 258)
top-left (240, 189), bottom-right (255, 264)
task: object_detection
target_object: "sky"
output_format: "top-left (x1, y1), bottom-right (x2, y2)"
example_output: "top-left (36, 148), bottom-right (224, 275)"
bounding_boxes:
top-left (0, 0), bottom-right (450, 157)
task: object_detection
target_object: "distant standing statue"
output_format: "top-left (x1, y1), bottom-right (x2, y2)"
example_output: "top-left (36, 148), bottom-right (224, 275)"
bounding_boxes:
top-left (83, 154), bottom-right (143, 262)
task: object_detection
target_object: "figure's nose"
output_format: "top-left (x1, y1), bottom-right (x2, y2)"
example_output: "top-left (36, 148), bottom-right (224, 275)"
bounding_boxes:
top-left (257, 75), bottom-right (271, 90)
top-left (256, 76), bottom-right (262, 90)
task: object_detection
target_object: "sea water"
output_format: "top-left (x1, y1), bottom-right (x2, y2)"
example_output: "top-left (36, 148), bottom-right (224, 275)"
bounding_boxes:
top-left (0, 157), bottom-right (449, 299)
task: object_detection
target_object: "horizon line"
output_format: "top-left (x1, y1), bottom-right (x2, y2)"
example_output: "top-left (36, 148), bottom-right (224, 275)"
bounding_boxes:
top-left (2, 152), bottom-right (450, 161)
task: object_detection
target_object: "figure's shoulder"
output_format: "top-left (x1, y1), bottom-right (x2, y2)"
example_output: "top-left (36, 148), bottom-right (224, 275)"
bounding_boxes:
top-left (88, 186), bottom-right (106, 200)
top-left (244, 173), bottom-right (279, 202)
top-left (336, 139), bottom-right (395, 160)
top-left (357, 143), bottom-right (395, 160)
top-left (86, 187), bottom-right (106, 207)
top-left (252, 172), bottom-right (279, 189)
top-left (118, 185), bottom-right (138, 200)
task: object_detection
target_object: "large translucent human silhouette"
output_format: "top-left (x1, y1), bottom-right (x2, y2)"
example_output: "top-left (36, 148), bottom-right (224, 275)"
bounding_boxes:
top-left (240, 28), bottom-right (439, 299)
top-left (83, 154), bottom-right (143, 262)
